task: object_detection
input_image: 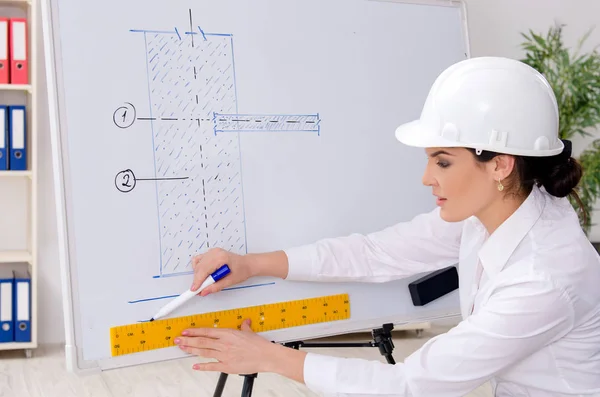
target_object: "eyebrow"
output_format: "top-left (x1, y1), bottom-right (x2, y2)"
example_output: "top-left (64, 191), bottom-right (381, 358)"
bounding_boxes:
top-left (429, 150), bottom-right (454, 157)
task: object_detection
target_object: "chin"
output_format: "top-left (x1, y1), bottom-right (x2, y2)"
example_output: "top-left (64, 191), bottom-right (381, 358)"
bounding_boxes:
top-left (439, 208), bottom-right (469, 223)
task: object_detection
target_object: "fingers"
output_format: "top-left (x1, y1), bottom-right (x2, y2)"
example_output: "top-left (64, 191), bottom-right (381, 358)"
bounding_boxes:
top-left (198, 286), bottom-right (213, 297)
top-left (193, 362), bottom-right (224, 372)
top-left (191, 248), bottom-right (229, 291)
top-left (181, 327), bottom-right (228, 338)
top-left (191, 272), bottom-right (209, 291)
top-left (191, 262), bottom-right (210, 291)
top-left (179, 345), bottom-right (224, 360)
top-left (190, 257), bottom-right (206, 291)
top-left (240, 319), bottom-right (252, 332)
top-left (199, 277), bottom-right (233, 296)
top-left (175, 335), bottom-right (221, 348)
top-left (191, 254), bottom-right (203, 268)
top-left (175, 334), bottom-right (226, 361)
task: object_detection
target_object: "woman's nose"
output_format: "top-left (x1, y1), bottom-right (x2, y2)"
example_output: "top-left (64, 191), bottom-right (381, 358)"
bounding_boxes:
top-left (422, 167), bottom-right (435, 186)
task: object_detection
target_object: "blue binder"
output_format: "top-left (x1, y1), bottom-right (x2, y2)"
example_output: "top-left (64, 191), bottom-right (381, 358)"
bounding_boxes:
top-left (13, 269), bottom-right (30, 342)
top-left (8, 105), bottom-right (26, 171)
top-left (0, 269), bottom-right (14, 343)
top-left (0, 106), bottom-right (7, 171)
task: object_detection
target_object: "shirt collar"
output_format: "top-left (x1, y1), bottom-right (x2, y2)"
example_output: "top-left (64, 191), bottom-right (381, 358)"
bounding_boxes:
top-left (476, 185), bottom-right (546, 278)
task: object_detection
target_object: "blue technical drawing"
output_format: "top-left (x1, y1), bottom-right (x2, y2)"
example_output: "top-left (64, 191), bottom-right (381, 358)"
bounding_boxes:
top-left (130, 10), bottom-right (321, 278)
top-left (214, 113), bottom-right (321, 135)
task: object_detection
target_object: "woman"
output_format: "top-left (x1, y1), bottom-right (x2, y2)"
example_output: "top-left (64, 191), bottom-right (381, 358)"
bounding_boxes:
top-left (174, 57), bottom-right (600, 396)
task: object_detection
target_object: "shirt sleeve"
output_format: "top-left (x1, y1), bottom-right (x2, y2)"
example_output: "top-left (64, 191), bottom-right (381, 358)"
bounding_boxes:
top-left (283, 207), bottom-right (463, 283)
top-left (301, 274), bottom-right (575, 396)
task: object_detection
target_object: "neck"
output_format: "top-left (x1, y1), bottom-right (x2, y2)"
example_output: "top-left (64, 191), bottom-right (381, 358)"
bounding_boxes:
top-left (476, 193), bottom-right (526, 235)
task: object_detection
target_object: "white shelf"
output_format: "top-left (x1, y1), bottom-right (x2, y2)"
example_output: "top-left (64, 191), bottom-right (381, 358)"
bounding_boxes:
top-left (0, 0), bottom-right (30, 6)
top-left (0, 342), bottom-right (36, 350)
top-left (0, 250), bottom-right (32, 263)
top-left (0, 170), bottom-right (32, 177)
top-left (0, 84), bottom-right (32, 92)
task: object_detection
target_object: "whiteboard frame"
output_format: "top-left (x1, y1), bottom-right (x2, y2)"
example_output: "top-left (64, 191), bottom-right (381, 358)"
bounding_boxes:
top-left (41, 0), bottom-right (91, 374)
top-left (370, 0), bottom-right (471, 59)
top-left (41, 0), bottom-right (471, 373)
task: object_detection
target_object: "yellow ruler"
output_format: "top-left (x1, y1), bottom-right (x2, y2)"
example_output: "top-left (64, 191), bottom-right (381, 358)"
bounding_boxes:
top-left (110, 293), bottom-right (350, 356)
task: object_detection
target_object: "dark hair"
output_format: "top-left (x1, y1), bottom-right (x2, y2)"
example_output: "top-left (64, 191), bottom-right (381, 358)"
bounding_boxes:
top-left (467, 139), bottom-right (584, 214)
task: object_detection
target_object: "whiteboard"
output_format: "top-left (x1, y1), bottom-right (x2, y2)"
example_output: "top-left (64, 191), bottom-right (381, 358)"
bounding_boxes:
top-left (42, 0), bottom-right (470, 372)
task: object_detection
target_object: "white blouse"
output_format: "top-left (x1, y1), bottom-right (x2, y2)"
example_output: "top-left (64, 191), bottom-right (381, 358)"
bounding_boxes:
top-left (284, 186), bottom-right (600, 396)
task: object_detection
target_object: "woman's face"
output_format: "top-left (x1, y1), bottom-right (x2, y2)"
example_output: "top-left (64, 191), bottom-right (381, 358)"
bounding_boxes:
top-left (421, 147), bottom-right (508, 222)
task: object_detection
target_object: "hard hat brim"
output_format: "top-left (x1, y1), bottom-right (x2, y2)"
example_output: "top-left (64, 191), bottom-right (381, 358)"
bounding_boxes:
top-left (395, 120), bottom-right (565, 157)
top-left (395, 120), bottom-right (460, 149)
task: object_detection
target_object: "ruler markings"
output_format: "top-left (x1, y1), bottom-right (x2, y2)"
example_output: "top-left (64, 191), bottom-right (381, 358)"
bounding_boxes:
top-left (110, 293), bottom-right (350, 356)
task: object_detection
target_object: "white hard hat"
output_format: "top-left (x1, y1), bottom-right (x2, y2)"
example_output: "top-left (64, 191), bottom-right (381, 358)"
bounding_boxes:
top-left (395, 56), bottom-right (564, 157)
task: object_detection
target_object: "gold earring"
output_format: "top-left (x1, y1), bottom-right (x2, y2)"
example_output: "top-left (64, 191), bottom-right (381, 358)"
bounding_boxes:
top-left (497, 179), bottom-right (504, 191)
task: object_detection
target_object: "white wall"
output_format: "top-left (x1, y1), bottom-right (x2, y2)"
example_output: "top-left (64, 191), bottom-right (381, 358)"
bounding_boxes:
top-left (23, 0), bottom-right (600, 344)
top-left (465, 0), bottom-right (600, 240)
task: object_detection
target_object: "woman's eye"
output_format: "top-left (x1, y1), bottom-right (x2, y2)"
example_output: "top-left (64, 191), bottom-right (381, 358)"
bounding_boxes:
top-left (437, 161), bottom-right (450, 168)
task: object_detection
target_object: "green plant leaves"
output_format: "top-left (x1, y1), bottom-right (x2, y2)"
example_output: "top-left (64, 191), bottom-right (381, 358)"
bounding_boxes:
top-left (576, 140), bottom-right (600, 231)
top-left (520, 25), bottom-right (600, 234)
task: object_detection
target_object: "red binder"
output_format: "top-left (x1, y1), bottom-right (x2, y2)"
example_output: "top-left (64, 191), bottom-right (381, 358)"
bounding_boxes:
top-left (9, 18), bottom-right (27, 85)
top-left (0, 18), bottom-right (9, 84)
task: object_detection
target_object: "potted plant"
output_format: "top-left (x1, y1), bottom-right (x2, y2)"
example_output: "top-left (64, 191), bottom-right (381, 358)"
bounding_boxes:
top-left (520, 25), bottom-right (600, 235)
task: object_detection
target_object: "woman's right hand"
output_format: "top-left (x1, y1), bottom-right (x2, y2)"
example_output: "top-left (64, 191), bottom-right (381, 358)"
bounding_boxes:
top-left (190, 248), bottom-right (255, 296)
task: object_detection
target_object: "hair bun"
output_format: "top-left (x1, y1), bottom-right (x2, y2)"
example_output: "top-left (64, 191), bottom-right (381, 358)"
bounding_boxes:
top-left (540, 155), bottom-right (582, 198)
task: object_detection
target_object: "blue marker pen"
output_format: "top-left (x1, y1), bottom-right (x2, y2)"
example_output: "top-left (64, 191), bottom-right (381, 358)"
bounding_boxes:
top-left (150, 264), bottom-right (231, 321)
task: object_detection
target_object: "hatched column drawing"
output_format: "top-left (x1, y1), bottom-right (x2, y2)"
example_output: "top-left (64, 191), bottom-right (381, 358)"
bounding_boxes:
top-left (116, 11), bottom-right (321, 278)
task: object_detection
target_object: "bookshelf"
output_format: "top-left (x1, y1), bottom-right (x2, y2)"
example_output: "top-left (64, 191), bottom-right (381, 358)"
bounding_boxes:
top-left (0, 0), bottom-right (30, 6)
top-left (0, 83), bottom-right (30, 91)
top-left (0, 0), bottom-right (36, 357)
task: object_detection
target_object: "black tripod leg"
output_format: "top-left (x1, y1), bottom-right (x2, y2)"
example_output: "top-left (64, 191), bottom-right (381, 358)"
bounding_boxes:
top-left (372, 324), bottom-right (396, 365)
top-left (241, 373), bottom-right (257, 397)
top-left (213, 373), bottom-right (228, 397)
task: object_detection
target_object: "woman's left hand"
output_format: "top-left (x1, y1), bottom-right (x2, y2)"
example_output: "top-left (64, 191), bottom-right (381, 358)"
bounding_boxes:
top-left (174, 319), bottom-right (304, 377)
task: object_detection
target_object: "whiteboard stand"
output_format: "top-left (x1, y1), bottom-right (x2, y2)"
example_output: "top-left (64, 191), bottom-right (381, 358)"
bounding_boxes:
top-left (213, 323), bottom-right (398, 397)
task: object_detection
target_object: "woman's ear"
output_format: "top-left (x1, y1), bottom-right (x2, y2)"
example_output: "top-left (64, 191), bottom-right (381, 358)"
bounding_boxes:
top-left (491, 154), bottom-right (516, 181)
